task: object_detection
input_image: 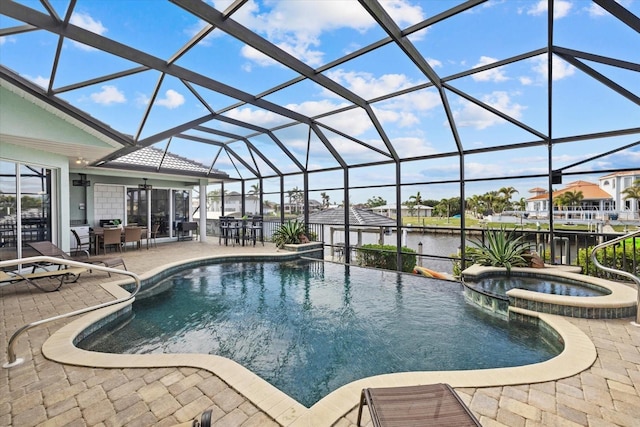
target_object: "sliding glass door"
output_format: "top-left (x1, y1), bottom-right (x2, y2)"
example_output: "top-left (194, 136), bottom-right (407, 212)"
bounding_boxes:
top-left (0, 161), bottom-right (54, 260)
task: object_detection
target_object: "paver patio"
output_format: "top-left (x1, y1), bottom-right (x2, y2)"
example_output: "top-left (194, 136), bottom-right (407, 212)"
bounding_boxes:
top-left (1, 240), bottom-right (639, 426)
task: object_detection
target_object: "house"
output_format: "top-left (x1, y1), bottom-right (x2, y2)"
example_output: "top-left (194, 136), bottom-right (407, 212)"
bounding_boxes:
top-left (0, 83), bottom-right (228, 258)
top-left (599, 170), bottom-right (640, 219)
top-left (370, 204), bottom-right (433, 219)
top-left (526, 180), bottom-right (612, 220)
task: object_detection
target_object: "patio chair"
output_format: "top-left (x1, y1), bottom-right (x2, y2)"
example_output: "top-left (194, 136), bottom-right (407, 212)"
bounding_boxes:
top-left (149, 223), bottom-right (160, 248)
top-left (0, 266), bottom-right (86, 292)
top-left (27, 241), bottom-right (127, 277)
top-left (123, 227), bottom-right (142, 251)
top-left (70, 228), bottom-right (91, 256)
top-left (102, 227), bottom-right (123, 254)
top-left (357, 383), bottom-right (481, 427)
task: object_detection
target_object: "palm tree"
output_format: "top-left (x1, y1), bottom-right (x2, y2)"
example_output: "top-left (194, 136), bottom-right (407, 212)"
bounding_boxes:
top-left (465, 194), bottom-right (479, 218)
top-left (320, 192), bottom-right (330, 208)
top-left (287, 187), bottom-right (302, 214)
top-left (499, 186), bottom-right (518, 200)
top-left (483, 191), bottom-right (500, 215)
top-left (562, 190), bottom-right (584, 209)
top-left (499, 186), bottom-right (519, 210)
top-left (409, 191), bottom-right (423, 219)
top-left (249, 184), bottom-right (260, 195)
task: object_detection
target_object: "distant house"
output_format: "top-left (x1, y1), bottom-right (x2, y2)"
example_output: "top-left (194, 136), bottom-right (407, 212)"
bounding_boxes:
top-left (370, 204), bottom-right (433, 218)
top-left (282, 199), bottom-right (322, 215)
top-left (599, 170), bottom-right (640, 218)
top-left (204, 191), bottom-right (265, 218)
top-left (525, 171), bottom-right (640, 220)
top-left (526, 177), bottom-right (616, 220)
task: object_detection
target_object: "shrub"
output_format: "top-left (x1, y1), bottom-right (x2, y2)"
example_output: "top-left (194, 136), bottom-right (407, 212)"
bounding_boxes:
top-left (466, 226), bottom-right (529, 273)
top-left (272, 220), bottom-right (308, 248)
top-left (576, 242), bottom-right (640, 278)
top-left (355, 244), bottom-right (416, 272)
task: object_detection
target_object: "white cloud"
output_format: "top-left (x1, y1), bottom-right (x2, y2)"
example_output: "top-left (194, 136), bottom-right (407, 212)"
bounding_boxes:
top-left (472, 56), bottom-right (509, 82)
top-left (90, 85), bottom-right (126, 105)
top-left (156, 89), bottom-right (185, 109)
top-left (240, 45), bottom-right (282, 67)
top-left (426, 58), bottom-right (443, 68)
top-left (24, 75), bottom-right (50, 88)
top-left (225, 106), bottom-right (291, 128)
top-left (453, 91), bottom-right (525, 129)
top-left (374, 107), bottom-right (419, 128)
top-left (325, 69), bottom-right (422, 100)
top-left (69, 12), bottom-right (107, 51)
top-left (531, 55), bottom-right (576, 81)
top-left (317, 107), bottom-right (375, 136)
top-left (234, 1), bottom-right (424, 68)
top-left (586, 3), bottom-right (608, 17)
top-left (526, 0), bottom-right (572, 19)
top-left (0, 35), bottom-right (16, 46)
top-left (380, 0), bottom-right (426, 27)
top-left (288, 99), bottom-right (352, 117)
top-left (586, 0), bottom-right (633, 17)
top-left (519, 76), bottom-right (533, 85)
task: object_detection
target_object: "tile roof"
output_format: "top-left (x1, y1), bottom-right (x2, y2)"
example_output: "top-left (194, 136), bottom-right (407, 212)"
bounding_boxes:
top-left (107, 146), bottom-right (228, 177)
top-left (304, 207), bottom-right (396, 226)
top-left (527, 181), bottom-right (612, 201)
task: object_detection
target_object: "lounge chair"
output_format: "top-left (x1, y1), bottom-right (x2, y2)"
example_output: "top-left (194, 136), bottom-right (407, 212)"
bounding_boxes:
top-left (357, 383), bottom-right (481, 427)
top-left (0, 266), bottom-right (86, 292)
top-left (27, 241), bottom-right (127, 277)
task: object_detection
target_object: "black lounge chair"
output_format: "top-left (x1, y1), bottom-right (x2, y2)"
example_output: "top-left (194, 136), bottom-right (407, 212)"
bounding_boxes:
top-left (27, 241), bottom-right (127, 277)
top-left (357, 383), bottom-right (481, 427)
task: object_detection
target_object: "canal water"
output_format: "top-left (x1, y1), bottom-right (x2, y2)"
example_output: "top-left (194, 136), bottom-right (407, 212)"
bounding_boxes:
top-left (326, 227), bottom-right (462, 274)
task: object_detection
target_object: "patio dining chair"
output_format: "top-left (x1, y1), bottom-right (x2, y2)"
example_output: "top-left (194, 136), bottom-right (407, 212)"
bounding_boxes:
top-left (149, 223), bottom-right (160, 248)
top-left (101, 227), bottom-right (123, 254)
top-left (70, 229), bottom-right (91, 256)
top-left (123, 227), bottom-right (142, 251)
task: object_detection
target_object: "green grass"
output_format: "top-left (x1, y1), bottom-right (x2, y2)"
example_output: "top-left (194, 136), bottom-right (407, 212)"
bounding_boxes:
top-left (401, 216), bottom-right (631, 232)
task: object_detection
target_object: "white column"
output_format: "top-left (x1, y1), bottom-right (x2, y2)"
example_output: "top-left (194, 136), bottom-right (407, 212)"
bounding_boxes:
top-left (199, 182), bottom-right (207, 242)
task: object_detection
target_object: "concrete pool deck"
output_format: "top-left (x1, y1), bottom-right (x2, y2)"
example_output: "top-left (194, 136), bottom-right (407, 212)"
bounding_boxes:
top-left (1, 240), bottom-right (639, 426)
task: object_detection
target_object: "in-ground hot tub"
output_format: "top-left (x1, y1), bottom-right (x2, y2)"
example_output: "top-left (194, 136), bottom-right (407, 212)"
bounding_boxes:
top-left (461, 265), bottom-right (637, 319)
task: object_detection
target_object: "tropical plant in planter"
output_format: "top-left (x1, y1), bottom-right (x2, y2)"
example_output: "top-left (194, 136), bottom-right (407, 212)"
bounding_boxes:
top-left (466, 226), bottom-right (529, 273)
top-left (272, 220), bottom-right (308, 248)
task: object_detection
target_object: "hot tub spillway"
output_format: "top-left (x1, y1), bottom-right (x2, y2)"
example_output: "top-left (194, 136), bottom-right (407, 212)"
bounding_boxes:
top-left (462, 279), bottom-right (510, 318)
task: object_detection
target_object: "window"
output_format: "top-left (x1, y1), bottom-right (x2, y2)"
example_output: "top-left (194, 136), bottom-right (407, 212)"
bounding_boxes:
top-left (126, 188), bottom-right (148, 226)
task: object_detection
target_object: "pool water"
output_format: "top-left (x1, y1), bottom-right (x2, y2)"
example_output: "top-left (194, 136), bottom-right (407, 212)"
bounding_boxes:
top-left (467, 275), bottom-right (609, 298)
top-left (79, 259), bottom-right (561, 407)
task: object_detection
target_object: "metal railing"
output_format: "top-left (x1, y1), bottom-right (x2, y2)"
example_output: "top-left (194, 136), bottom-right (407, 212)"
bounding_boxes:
top-left (590, 230), bottom-right (640, 325)
top-left (2, 256), bottom-right (141, 368)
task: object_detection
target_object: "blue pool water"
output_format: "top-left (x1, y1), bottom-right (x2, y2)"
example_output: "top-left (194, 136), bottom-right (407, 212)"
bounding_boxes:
top-left (79, 259), bottom-right (561, 407)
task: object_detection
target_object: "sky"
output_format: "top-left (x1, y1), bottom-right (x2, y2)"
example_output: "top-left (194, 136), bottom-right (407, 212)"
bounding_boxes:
top-left (1, 0), bottom-right (639, 205)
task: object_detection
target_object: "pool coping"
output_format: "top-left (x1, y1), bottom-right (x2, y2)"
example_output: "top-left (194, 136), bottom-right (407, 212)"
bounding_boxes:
top-left (42, 254), bottom-right (599, 427)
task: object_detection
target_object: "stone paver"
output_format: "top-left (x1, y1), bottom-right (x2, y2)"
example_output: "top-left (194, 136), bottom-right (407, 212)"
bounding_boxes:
top-left (2, 240), bottom-right (639, 426)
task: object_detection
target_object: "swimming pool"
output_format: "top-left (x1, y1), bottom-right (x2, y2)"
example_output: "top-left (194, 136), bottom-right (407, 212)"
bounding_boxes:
top-left (78, 259), bottom-right (561, 407)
